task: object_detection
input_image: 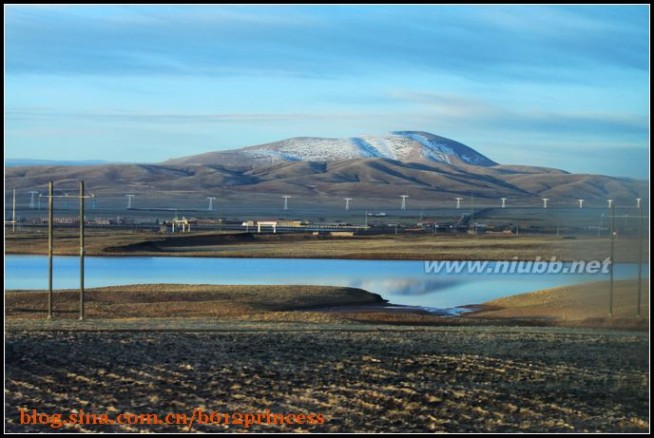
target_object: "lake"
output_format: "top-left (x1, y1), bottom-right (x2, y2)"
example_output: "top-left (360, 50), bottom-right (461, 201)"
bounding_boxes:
top-left (4, 255), bottom-right (647, 310)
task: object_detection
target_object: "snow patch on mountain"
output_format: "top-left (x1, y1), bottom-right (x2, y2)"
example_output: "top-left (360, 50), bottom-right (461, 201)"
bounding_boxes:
top-left (350, 137), bottom-right (384, 158)
top-left (242, 137), bottom-right (361, 162)
top-left (192, 131), bottom-right (497, 168)
top-left (399, 132), bottom-right (454, 155)
top-left (392, 131), bottom-right (496, 166)
top-left (360, 135), bottom-right (415, 159)
top-left (392, 131), bottom-right (455, 164)
top-left (246, 149), bottom-right (302, 163)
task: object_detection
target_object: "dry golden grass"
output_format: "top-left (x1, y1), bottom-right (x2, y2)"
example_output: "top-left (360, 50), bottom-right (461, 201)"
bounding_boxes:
top-left (469, 279), bottom-right (649, 329)
top-left (4, 229), bottom-right (649, 262)
top-left (5, 284), bottom-right (386, 322)
top-left (4, 229), bottom-right (177, 256)
top-left (7, 279), bottom-right (648, 331)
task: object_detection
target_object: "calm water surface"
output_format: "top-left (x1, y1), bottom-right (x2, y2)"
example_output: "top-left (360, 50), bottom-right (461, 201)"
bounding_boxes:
top-left (4, 255), bottom-right (647, 309)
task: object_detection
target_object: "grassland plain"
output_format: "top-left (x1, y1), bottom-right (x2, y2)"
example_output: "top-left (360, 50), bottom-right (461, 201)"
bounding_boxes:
top-left (5, 282), bottom-right (650, 433)
top-left (5, 281), bottom-right (649, 329)
top-left (4, 230), bottom-right (648, 262)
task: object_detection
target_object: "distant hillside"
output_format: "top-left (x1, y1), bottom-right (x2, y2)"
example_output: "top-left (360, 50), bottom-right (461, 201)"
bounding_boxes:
top-left (5, 159), bottom-right (111, 167)
top-left (4, 159), bottom-right (647, 206)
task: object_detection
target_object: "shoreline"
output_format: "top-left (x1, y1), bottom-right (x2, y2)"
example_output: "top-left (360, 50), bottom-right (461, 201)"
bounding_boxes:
top-left (6, 279), bottom-right (648, 331)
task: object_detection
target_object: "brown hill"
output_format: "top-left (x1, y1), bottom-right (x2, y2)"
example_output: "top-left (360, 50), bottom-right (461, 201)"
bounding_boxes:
top-left (4, 158), bottom-right (648, 206)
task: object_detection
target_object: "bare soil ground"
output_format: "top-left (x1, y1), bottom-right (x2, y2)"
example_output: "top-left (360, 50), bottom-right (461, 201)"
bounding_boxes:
top-left (5, 325), bottom-right (648, 433)
top-left (5, 282), bottom-right (650, 433)
top-left (4, 229), bottom-right (648, 262)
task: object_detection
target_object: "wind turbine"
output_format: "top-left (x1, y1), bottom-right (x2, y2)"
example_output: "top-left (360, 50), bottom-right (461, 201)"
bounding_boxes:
top-left (207, 197), bottom-right (216, 211)
top-left (578, 199), bottom-right (584, 208)
top-left (282, 195), bottom-right (291, 211)
top-left (344, 197), bottom-right (352, 211)
top-left (455, 197), bottom-right (463, 209)
top-left (400, 195), bottom-right (409, 211)
top-left (607, 199), bottom-right (613, 209)
top-left (542, 198), bottom-right (549, 209)
top-left (29, 191), bottom-right (39, 209)
top-left (636, 198), bottom-right (641, 208)
top-left (125, 194), bottom-right (135, 209)
top-left (500, 197), bottom-right (507, 208)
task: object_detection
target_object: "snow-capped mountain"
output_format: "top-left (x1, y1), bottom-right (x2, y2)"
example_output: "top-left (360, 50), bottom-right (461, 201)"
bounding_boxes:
top-left (165, 131), bottom-right (497, 168)
top-left (8, 129), bottom-right (647, 205)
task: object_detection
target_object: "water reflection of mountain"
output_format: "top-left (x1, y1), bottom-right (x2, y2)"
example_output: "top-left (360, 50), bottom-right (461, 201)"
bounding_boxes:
top-left (349, 278), bottom-right (464, 296)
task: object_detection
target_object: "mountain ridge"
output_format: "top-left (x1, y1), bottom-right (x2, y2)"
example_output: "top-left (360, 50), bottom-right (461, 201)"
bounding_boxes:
top-left (164, 131), bottom-right (498, 168)
top-left (4, 132), bottom-right (647, 205)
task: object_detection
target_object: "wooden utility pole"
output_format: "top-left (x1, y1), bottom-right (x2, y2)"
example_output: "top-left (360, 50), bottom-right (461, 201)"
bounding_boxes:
top-left (42, 181), bottom-right (94, 321)
top-left (79, 181), bottom-right (85, 320)
top-left (75, 181), bottom-right (94, 321)
top-left (609, 203), bottom-right (615, 318)
top-left (12, 189), bottom-right (16, 232)
top-left (48, 182), bottom-right (53, 319)
top-left (637, 200), bottom-right (644, 318)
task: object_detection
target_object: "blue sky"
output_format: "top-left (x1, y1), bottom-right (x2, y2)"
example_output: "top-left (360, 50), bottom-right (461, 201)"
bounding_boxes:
top-left (4, 5), bottom-right (650, 178)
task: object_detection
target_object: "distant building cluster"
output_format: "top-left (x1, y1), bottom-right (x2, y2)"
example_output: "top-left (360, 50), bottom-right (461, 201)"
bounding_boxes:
top-left (37, 216), bottom-right (80, 225)
top-left (242, 220), bottom-right (303, 228)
